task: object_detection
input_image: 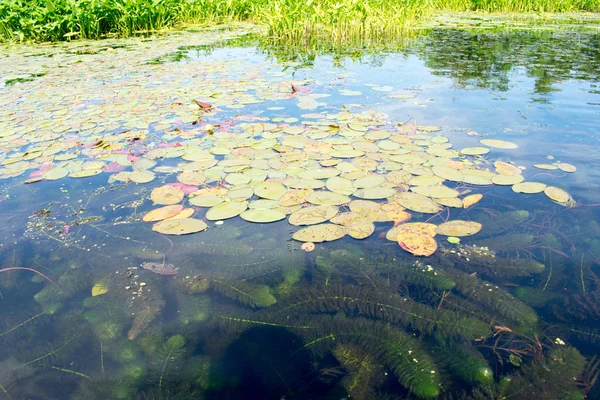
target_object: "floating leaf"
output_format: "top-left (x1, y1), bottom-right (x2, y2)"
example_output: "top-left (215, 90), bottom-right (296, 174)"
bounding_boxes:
top-left (279, 188), bottom-right (313, 206)
top-left (494, 161), bottom-right (522, 176)
top-left (289, 205), bottom-right (338, 226)
top-left (492, 174), bottom-right (524, 185)
top-left (307, 191), bottom-right (351, 206)
top-left (462, 194), bottom-right (483, 208)
top-left (544, 186), bottom-right (571, 204)
top-left (393, 192), bottom-right (442, 213)
top-left (411, 185), bottom-right (459, 199)
top-left (152, 218), bottom-right (207, 235)
top-left (435, 197), bottom-right (463, 208)
top-left (558, 163), bottom-right (576, 173)
top-left (396, 222), bottom-right (438, 237)
top-left (460, 147), bottom-right (490, 156)
top-left (480, 139), bottom-right (518, 149)
top-left (292, 223), bottom-right (347, 242)
top-left (43, 167), bottom-right (68, 180)
top-left (189, 195), bottom-right (224, 207)
top-left (283, 177), bottom-right (325, 189)
top-left (326, 176), bottom-right (355, 195)
top-left (512, 182), bottom-right (547, 194)
top-left (70, 169), bottom-right (102, 178)
top-left (240, 209), bottom-right (286, 223)
top-left (143, 205), bottom-right (184, 222)
top-left (254, 182), bottom-right (287, 200)
top-left (436, 220), bottom-right (482, 237)
top-left (129, 169), bottom-right (155, 183)
top-left (346, 220), bottom-right (375, 239)
top-left (397, 232), bottom-right (437, 256)
top-left (353, 187), bottom-right (396, 200)
top-left (91, 282), bottom-right (109, 297)
top-left (151, 186), bottom-right (184, 205)
top-left (205, 201), bottom-right (248, 221)
top-left (447, 237), bottom-right (461, 244)
top-left (533, 164), bottom-right (558, 170)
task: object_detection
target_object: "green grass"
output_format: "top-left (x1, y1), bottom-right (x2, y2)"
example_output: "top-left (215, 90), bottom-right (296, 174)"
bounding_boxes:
top-left (0, 0), bottom-right (599, 42)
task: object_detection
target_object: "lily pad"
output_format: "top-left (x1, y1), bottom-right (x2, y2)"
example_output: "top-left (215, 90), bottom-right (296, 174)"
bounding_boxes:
top-left (326, 176), bottom-right (355, 195)
top-left (480, 139), bottom-right (518, 149)
top-left (307, 191), bottom-right (351, 206)
top-left (43, 167), bottom-right (68, 180)
top-left (289, 205), bottom-right (338, 226)
top-left (292, 223), bottom-right (347, 242)
top-left (189, 195), bottom-right (224, 207)
top-left (152, 218), bottom-right (208, 235)
top-left (393, 192), bottom-right (442, 213)
top-left (352, 187), bottom-right (396, 199)
top-left (411, 185), bottom-right (460, 198)
top-left (254, 181), bottom-right (287, 200)
top-left (558, 163), bottom-right (576, 173)
top-left (240, 209), bottom-right (286, 223)
top-left (462, 194), bottom-right (483, 208)
top-left (143, 205), bottom-right (184, 222)
top-left (512, 182), bottom-right (547, 194)
top-left (129, 169), bottom-right (155, 184)
top-left (151, 186), bottom-right (184, 205)
top-left (492, 174), bottom-right (524, 185)
top-left (205, 201), bottom-right (248, 221)
top-left (544, 186), bottom-right (571, 204)
top-left (279, 189), bottom-right (313, 206)
top-left (397, 232), bottom-right (437, 257)
top-left (460, 147), bottom-right (490, 156)
top-left (436, 220), bottom-right (482, 237)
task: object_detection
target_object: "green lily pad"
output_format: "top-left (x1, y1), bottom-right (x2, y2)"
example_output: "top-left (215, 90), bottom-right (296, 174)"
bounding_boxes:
top-left (240, 209), bottom-right (286, 223)
top-left (205, 201), bottom-right (248, 221)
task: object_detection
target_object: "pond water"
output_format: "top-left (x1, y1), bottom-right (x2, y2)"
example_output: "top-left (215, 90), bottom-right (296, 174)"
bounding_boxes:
top-left (1, 25), bottom-right (599, 399)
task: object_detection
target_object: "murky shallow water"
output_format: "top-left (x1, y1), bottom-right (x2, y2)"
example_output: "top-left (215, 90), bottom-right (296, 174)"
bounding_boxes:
top-left (1, 26), bottom-right (600, 399)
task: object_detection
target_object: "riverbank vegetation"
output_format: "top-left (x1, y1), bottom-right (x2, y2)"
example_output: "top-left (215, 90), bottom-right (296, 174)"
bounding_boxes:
top-left (0, 0), bottom-right (599, 42)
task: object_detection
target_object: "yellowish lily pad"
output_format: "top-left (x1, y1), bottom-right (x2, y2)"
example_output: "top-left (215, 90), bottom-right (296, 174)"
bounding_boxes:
top-left (436, 220), bottom-right (482, 237)
top-left (152, 218), bottom-right (208, 235)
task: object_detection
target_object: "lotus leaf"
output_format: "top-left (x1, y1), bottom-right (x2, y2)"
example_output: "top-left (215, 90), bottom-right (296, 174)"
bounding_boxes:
top-left (461, 170), bottom-right (495, 185)
top-left (248, 199), bottom-right (279, 209)
top-left (177, 171), bottom-right (206, 186)
top-left (152, 218), bottom-right (208, 235)
top-left (436, 220), bottom-right (482, 237)
top-left (396, 222), bottom-right (437, 237)
top-left (300, 168), bottom-right (340, 179)
top-left (168, 208), bottom-right (195, 220)
top-left (292, 223), bottom-right (347, 242)
top-left (289, 205), bottom-right (338, 225)
top-left (205, 200), bottom-right (248, 220)
top-left (227, 184), bottom-right (254, 200)
top-left (409, 175), bottom-right (445, 186)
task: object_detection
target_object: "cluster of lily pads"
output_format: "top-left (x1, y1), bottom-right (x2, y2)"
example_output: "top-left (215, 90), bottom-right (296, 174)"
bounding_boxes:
top-left (0, 33), bottom-right (577, 257)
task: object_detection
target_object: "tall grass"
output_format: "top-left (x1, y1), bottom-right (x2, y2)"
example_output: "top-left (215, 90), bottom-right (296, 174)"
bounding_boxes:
top-left (0, 0), bottom-right (598, 42)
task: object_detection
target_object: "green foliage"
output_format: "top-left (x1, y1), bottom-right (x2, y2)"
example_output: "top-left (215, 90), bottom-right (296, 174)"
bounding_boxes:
top-left (448, 268), bottom-right (538, 326)
top-left (176, 294), bottom-right (211, 325)
top-left (398, 261), bottom-right (456, 290)
top-left (332, 343), bottom-right (384, 399)
top-left (476, 210), bottom-right (530, 237)
top-left (434, 343), bottom-right (493, 385)
top-left (472, 233), bottom-right (535, 253)
top-left (272, 284), bottom-right (491, 340)
top-left (211, 278), bottom-right (277, 308)
top-left (153, 334), bottom-right (186, 390)
top-left (301, 316), bottom-right (442, 399)
top-left (3, 0), bottom-right (598, 43)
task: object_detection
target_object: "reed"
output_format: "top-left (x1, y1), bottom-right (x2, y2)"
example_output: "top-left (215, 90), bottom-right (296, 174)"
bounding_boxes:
top-left (0, 0), bottom-right (598, 42)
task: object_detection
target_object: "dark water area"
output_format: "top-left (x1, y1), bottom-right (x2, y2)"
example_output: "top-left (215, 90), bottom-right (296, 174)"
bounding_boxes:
top-left (1, 27), bottom-right (600, 399)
